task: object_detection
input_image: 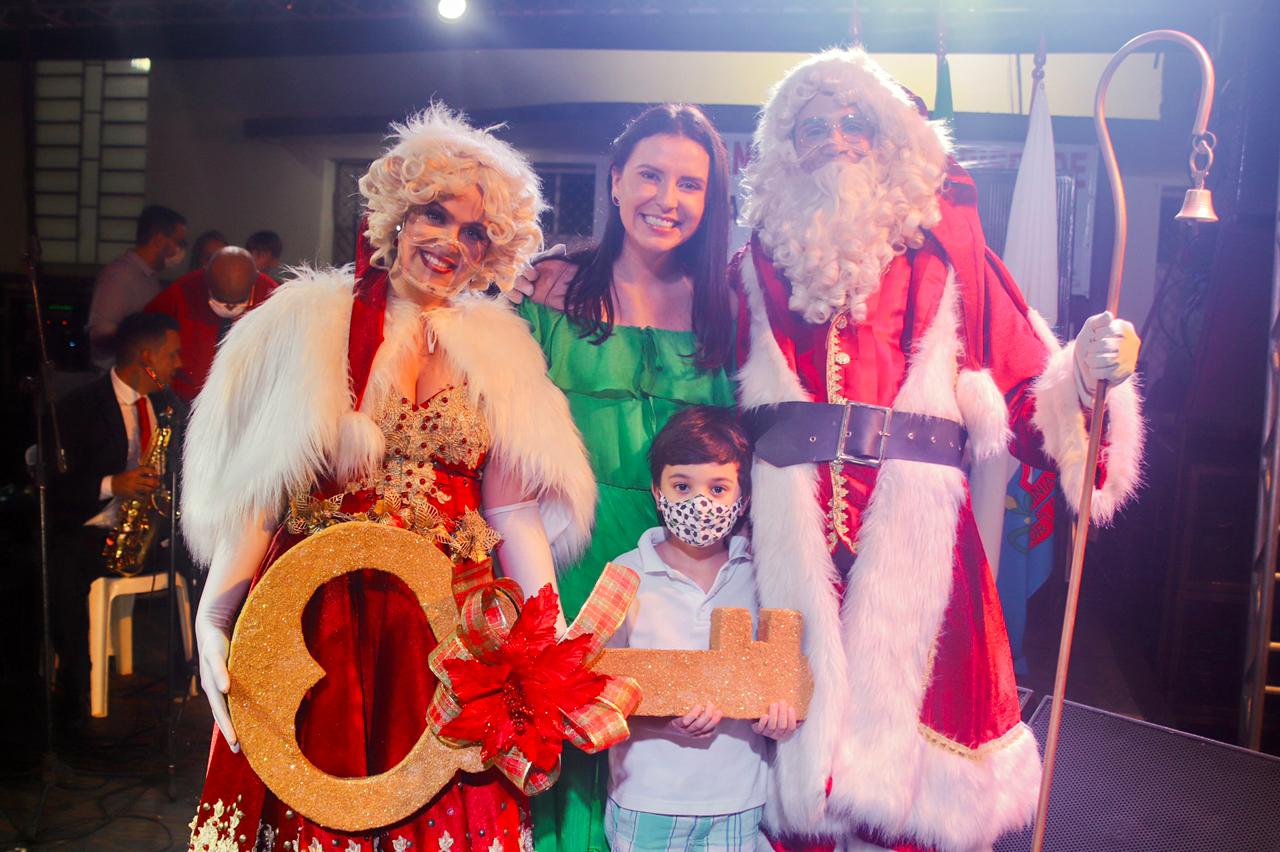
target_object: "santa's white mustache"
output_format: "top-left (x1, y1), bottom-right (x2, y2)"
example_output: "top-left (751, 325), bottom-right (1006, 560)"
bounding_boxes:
top-left (804, 156), bottom-right (880, 213)
top-left (798, 141), bottom-right (868, 174)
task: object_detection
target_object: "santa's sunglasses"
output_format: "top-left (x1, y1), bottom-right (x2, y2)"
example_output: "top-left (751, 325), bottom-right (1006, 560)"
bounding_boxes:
top-left (793, 113), bottom-right (877, 154)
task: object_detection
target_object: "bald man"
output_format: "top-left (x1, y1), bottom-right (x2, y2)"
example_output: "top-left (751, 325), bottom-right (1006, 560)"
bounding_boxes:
top-left (145, 246), bottom-right (279, 402)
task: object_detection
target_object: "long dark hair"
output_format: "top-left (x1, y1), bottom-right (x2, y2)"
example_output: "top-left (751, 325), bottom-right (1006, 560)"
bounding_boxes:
top-left (562, 104), bottom-right (733, 372)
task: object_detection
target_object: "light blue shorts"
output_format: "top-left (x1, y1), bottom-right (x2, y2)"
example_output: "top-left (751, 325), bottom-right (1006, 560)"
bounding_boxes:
top-left (604, 798), bottom-right (765, 851)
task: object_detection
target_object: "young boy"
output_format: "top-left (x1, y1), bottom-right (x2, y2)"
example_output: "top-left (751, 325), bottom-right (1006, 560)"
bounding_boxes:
top-left (605, 405), bottom-right (797, 852)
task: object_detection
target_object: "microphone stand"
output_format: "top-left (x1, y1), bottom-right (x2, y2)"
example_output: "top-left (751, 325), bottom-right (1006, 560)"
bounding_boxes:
top-left (164, 429), bottom-right (183, 802)
top-left (21, 232), bottom-right (71, 842)
top-left (17, 3), bottom-right (71, 840)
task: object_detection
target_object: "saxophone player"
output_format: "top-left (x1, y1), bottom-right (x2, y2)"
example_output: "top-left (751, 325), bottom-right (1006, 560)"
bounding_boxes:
top-left (46, 311), bottom-right (184, 731)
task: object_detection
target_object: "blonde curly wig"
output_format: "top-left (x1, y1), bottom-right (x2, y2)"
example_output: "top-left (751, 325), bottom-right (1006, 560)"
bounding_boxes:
top-left (359, 103), bottom-right (546, 292)
top-left (740, 49), bottom-right (953, 324)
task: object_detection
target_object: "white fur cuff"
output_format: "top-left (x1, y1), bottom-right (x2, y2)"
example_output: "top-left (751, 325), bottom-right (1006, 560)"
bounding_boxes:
top-left (956, 369), bottom-right (1012, 461)
top-left (1031, 342), bottom-right (1144, 525)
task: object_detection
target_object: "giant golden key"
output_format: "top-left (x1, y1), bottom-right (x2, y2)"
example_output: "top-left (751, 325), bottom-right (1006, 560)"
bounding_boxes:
top-left (229, 524), bottom-right (812, 832)
top-left (594, 607), bottom-right (812, 719)
top-left (228, 523), bottom-right (484, 833)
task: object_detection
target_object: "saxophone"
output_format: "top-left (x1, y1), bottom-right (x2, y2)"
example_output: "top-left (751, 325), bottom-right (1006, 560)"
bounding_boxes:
top-left (103, 406), bottom-right (174, 577)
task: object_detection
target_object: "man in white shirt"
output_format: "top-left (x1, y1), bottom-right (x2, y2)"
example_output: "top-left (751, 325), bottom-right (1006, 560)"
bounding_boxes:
top-left (87, 205), bottom-right (187, 368)
top-left (47, 311), bottom-right (183, 727)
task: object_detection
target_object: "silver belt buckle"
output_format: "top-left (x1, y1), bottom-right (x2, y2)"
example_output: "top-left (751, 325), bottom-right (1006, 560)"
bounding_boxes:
top-left (835, 402), bottom-right (893, 468)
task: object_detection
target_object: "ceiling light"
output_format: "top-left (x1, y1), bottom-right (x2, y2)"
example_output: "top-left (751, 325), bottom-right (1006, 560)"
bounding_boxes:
top-left (438, 0), bottom-right (466, 20)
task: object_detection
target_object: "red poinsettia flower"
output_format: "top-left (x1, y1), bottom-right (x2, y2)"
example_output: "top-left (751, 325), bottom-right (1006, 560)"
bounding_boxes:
top-left (438, 584), bottom-right (607, 772)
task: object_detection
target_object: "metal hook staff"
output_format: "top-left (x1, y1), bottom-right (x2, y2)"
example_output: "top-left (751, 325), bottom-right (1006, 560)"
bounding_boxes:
top-left (1031, 28), bottom-right (1218, 852)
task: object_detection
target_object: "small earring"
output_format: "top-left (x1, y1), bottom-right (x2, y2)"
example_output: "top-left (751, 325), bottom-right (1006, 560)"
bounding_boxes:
top-left (611, 195), bottom-right (620, 206)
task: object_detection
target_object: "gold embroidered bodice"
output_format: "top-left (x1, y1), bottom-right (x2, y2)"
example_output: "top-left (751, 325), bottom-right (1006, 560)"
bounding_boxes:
top-left (287, 387), bottom-right (500, 560)
top-left (347, 387), bottom-right (490, 503)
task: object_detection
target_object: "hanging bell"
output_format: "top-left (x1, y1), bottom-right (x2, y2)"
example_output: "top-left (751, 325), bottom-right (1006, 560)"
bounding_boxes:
top-left (1175, 187), bottom-right (1218, 223)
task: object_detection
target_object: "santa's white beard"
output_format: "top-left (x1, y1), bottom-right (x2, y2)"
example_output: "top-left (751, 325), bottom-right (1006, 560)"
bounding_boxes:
top-left (758, 155), bottom-right (909, 325)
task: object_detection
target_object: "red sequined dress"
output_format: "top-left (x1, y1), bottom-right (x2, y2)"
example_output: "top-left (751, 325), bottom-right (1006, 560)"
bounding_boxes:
top-left (188, 387), bottom-right (531, 852)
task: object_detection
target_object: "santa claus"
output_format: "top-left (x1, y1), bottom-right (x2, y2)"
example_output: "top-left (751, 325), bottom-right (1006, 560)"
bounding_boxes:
top-left (733, 49), bottom-right (1144, 852)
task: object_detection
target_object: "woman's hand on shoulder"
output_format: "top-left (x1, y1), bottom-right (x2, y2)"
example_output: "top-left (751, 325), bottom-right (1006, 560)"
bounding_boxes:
top-left (530, 258), bottom-right (577, 310)
top-left (508, 244), bottom-right (565, 305)
top-left (509, 247), bottom-right (576, 311)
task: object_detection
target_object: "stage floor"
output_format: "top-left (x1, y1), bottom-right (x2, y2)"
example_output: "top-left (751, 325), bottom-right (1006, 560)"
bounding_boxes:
top-left (0, 557), bottom-right (1175, 850)
top-left (0, 594), bottom-right (211, 851)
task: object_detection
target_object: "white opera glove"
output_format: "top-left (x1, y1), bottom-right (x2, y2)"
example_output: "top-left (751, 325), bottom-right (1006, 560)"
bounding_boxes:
top-left (1073, 311), bottom-right (1141, 408)
top-left (195, 513), bottom-right (274, 753)
top-left (505, 243), bottom-right (567, 304)
top-left (484, 500), bottom-right (568, 635)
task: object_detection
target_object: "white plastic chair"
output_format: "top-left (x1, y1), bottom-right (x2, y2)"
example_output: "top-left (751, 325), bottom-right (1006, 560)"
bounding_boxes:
top-left (87, 572), bottom-right (194, 718)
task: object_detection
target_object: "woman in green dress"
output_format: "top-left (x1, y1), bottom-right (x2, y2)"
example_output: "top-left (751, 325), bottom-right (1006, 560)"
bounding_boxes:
top-left (517, 104), bottom-right (737, 851)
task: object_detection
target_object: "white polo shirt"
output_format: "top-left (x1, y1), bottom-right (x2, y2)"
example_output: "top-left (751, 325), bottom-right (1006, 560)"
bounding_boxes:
top-left (606, 527), bottom-right (768, 816)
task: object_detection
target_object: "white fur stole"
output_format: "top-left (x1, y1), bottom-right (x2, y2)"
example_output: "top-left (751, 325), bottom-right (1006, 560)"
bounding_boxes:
top-left (181, 267), bottom-right (595, 568)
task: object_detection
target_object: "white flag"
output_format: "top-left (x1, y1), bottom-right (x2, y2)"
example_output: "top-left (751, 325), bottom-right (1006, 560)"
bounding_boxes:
top-left (972, 75), bottom-right (1061, 578)
top-left (1003, 78), bottom-right (1060, 324)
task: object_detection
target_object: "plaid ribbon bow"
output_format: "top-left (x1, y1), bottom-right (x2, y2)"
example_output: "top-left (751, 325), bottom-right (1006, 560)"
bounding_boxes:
top-left (427, 563), bottom-right (641, 794)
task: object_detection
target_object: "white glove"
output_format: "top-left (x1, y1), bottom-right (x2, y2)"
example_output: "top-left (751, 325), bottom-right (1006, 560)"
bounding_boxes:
top-left (195, 513), bottom-right (274, 753)
top-left (484, 500), bottom-right (567, 635)
top-left (1073, 311), bottom-right (1141, 408)
top-left (505, 243), bottom-right (567, 304)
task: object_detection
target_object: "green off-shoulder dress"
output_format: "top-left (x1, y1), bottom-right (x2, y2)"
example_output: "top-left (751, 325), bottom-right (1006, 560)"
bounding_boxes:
top-left (518, 298), bottom-right (737, 852)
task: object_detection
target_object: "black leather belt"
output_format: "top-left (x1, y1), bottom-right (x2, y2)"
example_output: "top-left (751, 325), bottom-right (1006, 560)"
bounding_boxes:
top-left (744, 401), bottom-right (967, 469)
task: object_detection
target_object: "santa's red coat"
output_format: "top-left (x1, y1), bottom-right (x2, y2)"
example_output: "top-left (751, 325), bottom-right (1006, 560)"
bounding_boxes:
top-left (734, 166), bottom-right (1144, 852)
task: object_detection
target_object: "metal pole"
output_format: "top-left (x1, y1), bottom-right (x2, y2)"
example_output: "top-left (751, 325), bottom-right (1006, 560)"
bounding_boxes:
top-left (1030, 29), bottom-right (1217, 852)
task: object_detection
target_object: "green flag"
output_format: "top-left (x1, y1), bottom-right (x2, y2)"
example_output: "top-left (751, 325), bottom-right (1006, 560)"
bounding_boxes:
top-left (933, 52), bottom-right (954, 121)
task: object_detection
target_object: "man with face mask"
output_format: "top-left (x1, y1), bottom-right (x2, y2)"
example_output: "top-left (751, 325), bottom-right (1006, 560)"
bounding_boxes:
top-left (87, 205), bottom-right (188, 369)
top-left (144, 246), bottom-right (278, 403)
top-left (733, 50), bottom-right (1145, 852)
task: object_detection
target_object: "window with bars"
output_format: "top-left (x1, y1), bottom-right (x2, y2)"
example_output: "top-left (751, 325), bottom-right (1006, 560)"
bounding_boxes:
top-left (535, 163), bottom-right (596, 245)
top-left (332, 159), bottom-right (371, 267)
top-left (33, 58), bottom-right (150, 266)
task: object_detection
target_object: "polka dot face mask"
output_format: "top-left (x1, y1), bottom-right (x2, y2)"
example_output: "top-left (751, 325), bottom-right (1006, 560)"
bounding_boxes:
top-left (657, 493), bottom-right (744, 548)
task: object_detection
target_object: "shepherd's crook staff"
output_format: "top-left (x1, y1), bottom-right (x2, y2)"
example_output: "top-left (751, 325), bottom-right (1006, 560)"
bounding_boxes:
top-left (1030, 29), bottom-right (1218, 851)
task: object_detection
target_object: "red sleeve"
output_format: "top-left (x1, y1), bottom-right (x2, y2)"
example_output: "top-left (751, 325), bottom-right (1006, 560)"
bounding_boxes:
top-left (254, 272), bottom-right (279, 303)
top-left (976, 247), bottom-right (1058, 471)
top-left (144, 278), bottom-right (184, 316)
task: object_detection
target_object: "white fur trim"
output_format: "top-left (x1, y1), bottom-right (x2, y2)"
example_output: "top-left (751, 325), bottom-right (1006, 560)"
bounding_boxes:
top-left (735, 254), bottom-right (812, 410)
top-left (429, 295), bottom-right (596, 565)
top-left (334, 410), bottom-right (384, 485)
top-left (1026, 310), bottom-right (1144, 525)
top-left (956, 369), bottom-right (1012, 462)
top-left (182, 270), bottom-right (595, 568)
top-left (898, 723), bottom-right (1041, 851)
top-left (826, 272), bottom-right (976, 849)
top-left (739, 254), bottom-right (1040, 849)
top-left (738, 252), bottom-right (847, 833)
top-left (182, 267), bottom-right (353, 566)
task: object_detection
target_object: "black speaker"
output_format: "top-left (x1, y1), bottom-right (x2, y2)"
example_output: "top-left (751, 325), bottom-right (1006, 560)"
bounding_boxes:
top-left (995, 698), bottom-right (1280, 851)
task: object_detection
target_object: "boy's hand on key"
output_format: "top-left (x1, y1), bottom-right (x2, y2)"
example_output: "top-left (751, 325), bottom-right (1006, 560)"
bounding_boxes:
top-left (669, 703), bottom-right (723, 739)
top-left (752, 701), bottom-right (799, 741)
